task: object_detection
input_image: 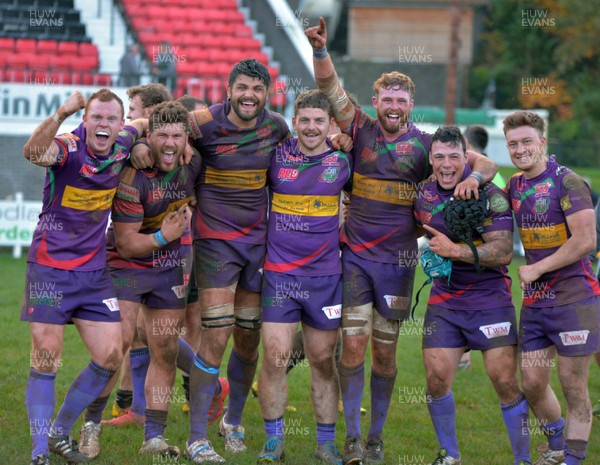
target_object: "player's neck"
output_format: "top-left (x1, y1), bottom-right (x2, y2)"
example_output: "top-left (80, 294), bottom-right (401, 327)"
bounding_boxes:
top-left (381, 125), bottom-right (409, 142)
top-left (227, 111), bottom-right (258, 129)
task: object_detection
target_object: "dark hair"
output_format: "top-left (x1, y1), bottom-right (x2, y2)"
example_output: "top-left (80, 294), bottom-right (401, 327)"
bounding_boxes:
top-left (503, 111), bottom-right (545, 137)
top-left (127, 83), bottom-right (172, 109)
top-left (431, 126), bottom-right (466, 153)
top-left (85, 88), bottom-right (124, 119)
top-left (294, 89), bottom-right (332, 118)
top-left (228, 58), bottom-right (270, 89)
top-left (149, 101), bottom-right (189, 131)
top-left (177, 95), bottom-right (208, 111)
top-left (464, 125), bottom-right (488, 152)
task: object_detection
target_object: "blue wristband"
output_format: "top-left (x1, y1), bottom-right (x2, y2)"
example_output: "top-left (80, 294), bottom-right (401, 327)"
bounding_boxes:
top-left (313, 47), bottom-right (327, 55)
top-left (154, 230), bottom-right (168, 246)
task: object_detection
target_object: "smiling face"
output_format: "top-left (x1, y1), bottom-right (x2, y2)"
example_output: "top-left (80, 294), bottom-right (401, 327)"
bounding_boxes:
top-left (373, 86), bottom-right (414, 139)
top-left (293, 107), bottom-right (332, 156)
top-left (147, 122), bottom-right (187, 172)
top-left (227, 74), bottom-right (268, 128)
top-left (83, 98), bottom-right (124, 156)
top-left (430, 140), bottom-right (467, 190)
top-left (506, 125), bottom-right (547, 179)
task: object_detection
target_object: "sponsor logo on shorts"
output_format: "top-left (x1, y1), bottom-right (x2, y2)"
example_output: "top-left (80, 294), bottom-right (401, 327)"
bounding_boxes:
top-left (384, 295), bottom-right (408, 310)
top-left (102, 297), bottom-right (120, 312)
top-left (322, 304), bottom-right (342, 320)
top-left (171, 285), bottom-right (187, 299)
top-left (559, 330), bottom-right (589, 346)
top-left (479, 322), bottom-right (511, 339)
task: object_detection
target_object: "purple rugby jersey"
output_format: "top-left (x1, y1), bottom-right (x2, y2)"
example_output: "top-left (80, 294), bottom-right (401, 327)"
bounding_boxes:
top-left (264, 138), bottom-right (352, 276)
top-left (414, 167), bottom-right (515, 310)
top-left (340, 109), bottom-right (432, 264)
top-left (188, 101), bottom-right (290, 245)
top-left (27, 123), bottom-right (138, 271)
top-left (106, 155), bottom-right (200, 270)
top-left (509, 158), bottom-right (600, 307)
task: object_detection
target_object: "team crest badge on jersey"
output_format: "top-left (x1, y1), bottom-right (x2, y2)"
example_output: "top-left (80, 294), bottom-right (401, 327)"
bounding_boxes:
top-left (111, 146), bottom-right (128, 162)
top-left (395, 140), bottom-right (414, 155)
top-left (319, 166), bottom-right (340, 183)
top-left (533, 197), bottom-right (550, 214)
top-left (321, 154), bottom-right (340, 166)
top-left (278, 168), bottom-right (298, 180)
top-left (489, 193), bottom-right (509, 213)
top-left (422, 212), bottom-right (432, 224)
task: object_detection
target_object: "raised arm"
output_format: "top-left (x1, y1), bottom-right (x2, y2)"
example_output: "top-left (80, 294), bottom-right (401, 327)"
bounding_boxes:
top-left (23, 92), bottom-right (85, 167)
top-left (305, 17), bottom-right (355, 132)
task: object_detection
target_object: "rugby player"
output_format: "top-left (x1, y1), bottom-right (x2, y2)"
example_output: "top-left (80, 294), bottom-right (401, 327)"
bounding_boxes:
top-left (305, 18), bottom-right (498, 464)
top-left (414, 126), bottom-right (530, 465)
top-left (103, 101), bottom-right (198, 458)
top-left (109, 83), bottom-right (173, 421)
top-left (504, 111), bottom-right (600, 465)
top-left (256, 90), bottom-right (351, 464)
top-left (22, 90), bottom-right (145, 465)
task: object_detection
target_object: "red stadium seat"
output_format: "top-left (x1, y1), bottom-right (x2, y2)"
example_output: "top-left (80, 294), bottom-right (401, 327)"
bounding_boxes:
top-left (79, 42), bottom-right (98, 57)
top-left (29, 55), bottom-right (52, 71)
top-left (6, 54), bottom-right (31, 69)
top-left (177, 61), bottom-right (198, 77)
top-left (52, 55), bottom-right (73, 71)
top-left (0, 37), bottom-right (14, 53)
top-left (57, 41), bottom-right (79, 56)
top-left (15, 39), bottom-right (37, 53)
top-left (7, 70), bottom-right (29, 83)
top-left (37, 40), bottom-right (58, 54)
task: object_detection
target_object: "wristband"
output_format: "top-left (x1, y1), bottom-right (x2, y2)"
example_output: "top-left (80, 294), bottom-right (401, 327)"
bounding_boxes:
top-left (52, 113), bottom-right (64, 124)
top-left (154, 230), bottom-right (168, 246)
top-left (313, 47), bottom-right (328, 61)
top-left (469, 171), bottom-right (484, 185)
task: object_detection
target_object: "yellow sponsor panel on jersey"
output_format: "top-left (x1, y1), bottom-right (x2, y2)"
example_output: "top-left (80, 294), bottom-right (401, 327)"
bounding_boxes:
top-left (142, 197), bottom-right (194, 230)
top-left (61, 185), bottom-right (116, 211)
top-left (519, 223), bottom-right (568, 249)
top-left (204, 167), bottom-right (267, 189)
top-left (352, 173), bottom-right (415, 205)
top-left (271, 193), bottom-right (339, 216)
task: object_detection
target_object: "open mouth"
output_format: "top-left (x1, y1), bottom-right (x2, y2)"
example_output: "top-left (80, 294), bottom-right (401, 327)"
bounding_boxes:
top-left (96, 131), bottom-right (109, 142)
top-left (440, 171), bottom-right (455, 183)
top-left (240, 100), bottom-right (257, 110)
top-left (162, 151), bottom-right (175, 164)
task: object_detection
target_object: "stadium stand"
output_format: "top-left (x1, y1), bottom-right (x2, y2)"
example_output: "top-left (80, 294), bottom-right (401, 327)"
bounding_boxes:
top-left (0, 0), bottom-right (112, 85)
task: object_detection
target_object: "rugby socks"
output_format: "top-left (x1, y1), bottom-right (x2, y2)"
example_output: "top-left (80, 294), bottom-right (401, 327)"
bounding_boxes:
top-left (500, 395), bottom-right (530, 464)
top-left (564, 439), bottom-right (587, 465)
top-left (339, 362), bottom-right (364, 438)
top-left (189, 354), bottom-right (218, 442)
top-left (27, 368), bottom-right (56, 458)
top-left (368, 369), bottom-right (397, 441)
top-left (51, 361), bottom-right (115, 436)
top-left (177, 337), bottom-right (195, 373)
top-left (115, 389), bottom-right (132, 410)
top-left (144, 409), bottom-right (168, 441)
top-left (542, 417), bottom-right (565, 451)
top-left (182, 374), bottom-right (190, 402)
top-left (129, 347), bottom-right (150, 416)
top-left (85, 395), bottom-right (109, 424)
top-left (427, 392), bottom-right (460, 460)
top-left (225, 349), bottom-right (258, 426)
top-left (264, 417), bottom-right (284, 441)
top-left (316, 422), bottom-right (336, 445)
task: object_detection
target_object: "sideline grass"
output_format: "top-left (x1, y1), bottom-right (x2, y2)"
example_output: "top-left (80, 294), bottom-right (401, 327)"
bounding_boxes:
top-left (0, 251), bottom-right (598, 464)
